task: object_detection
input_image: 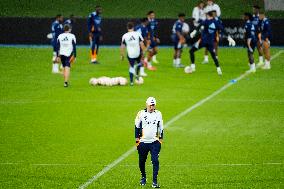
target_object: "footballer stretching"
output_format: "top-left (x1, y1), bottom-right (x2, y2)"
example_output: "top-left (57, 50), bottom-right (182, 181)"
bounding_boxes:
top-left (135, 97), bottom-right (163, 188)
top-left (120, 22), bottom-right (146, 86)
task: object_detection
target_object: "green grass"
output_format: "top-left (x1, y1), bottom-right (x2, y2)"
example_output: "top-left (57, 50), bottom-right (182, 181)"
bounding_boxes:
top-left (0, 0), bottom-right (283, 18)
top-left (0, 46), bottom-right (283, 188)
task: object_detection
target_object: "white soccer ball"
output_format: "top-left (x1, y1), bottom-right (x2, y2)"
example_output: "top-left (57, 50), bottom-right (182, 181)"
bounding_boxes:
top-left (47, 33), bottom-right (53, 39)
top-left (105, 77), bottom-right (113, 86)
top-left (89, 78), bottom-right (98, 86)
top-left (98, 76), bottom-right (108, 85)
top-left (184, 66), bottom-right (193, 74)
top-left (135, 77), bottom-right (144, 85)
top-left (118, 77), bottom-right (128, 86)
top-left (111, 77), bottom-right (120, 86)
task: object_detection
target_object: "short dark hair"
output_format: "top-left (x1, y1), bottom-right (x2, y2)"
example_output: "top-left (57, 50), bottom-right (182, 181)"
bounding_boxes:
top-left (127, 22), bottom-right (134, 29)
top-left (178, 13), bottom-right (185, 17)
top-left (140, 17), bottom-right (148, 23)
top-left (207, 11), bottom-right (214, 17)
top-left (63, 24), bottom-right (70, 31)
top-left (244, 12), bottom-right (253, 20)
top-left (96, 5), bottom-right (101, 9)
top-left (147, 10), bottom-right (154, 15)
top-left (259, 10), bottom-right (265, 15)
top-left (253, 5), bottom-right (260, 9)
top-left (56, 14), bottom-right (62, 19)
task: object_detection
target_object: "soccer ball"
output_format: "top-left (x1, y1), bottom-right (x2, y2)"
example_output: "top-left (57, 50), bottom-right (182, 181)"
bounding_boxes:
top-left (98, 76), bottom-right (108, 85)
top-left (105, 77), bottom-right (113, 86)
top-left (89, 78), bottom-right (98, 86)
top-left (184, 66), bottom-right (193, 74)
top-left (111, 77), bottom-right (120, 86)
top-left (118, 77), bottom-right (128, 86)
top-left (135, 77), bottom-right (144, 85)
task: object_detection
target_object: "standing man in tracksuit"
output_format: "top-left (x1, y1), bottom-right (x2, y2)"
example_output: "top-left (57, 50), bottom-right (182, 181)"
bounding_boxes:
top-left (135, 97), bottom-right (164, 188)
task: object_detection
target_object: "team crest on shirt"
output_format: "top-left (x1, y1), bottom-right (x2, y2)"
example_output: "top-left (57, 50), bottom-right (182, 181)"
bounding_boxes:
top-left (209, 23), bottom-right (216, 34)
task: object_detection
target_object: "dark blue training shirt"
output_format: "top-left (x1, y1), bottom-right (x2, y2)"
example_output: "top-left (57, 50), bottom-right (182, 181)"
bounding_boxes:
top-left (135, 24), bottom-right (149, 39)
top-left (200, 19), bottom-right (222, 44)
top-left (260, 18), bottom-right (272, 40)
top-left (87, 11), bottom-right (102, 36)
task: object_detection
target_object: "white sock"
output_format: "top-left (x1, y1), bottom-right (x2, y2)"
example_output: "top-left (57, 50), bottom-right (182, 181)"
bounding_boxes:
top-left (191, 64), bottom-right (196, 69)
top-left (173, 59), bottom-right (177, 65)
top-left (52, 52), bottom-right (57, 62)
top-left (259, 56), bottom-right (263, 63)
top-left (54, 63), bottom-right (59, 72)
top-left (176, 58), bottom-right (181, 65)
top-left (144, 57), bottom-right (148, 63)
top-left (217, 67), bottom-right (221, 71)
top-left (251, 63), bottom-right (256, 70)
top-left (204, 55), bottom-right (209, 62)
top-left (152, 55), bottom-right (157, 61)
top-left (140, 67), bottom-right (145, 73)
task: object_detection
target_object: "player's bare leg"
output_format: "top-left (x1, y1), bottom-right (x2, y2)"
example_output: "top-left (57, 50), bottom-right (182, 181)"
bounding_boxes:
top-left (247, 51), bottom-right (256, 73)
top-left (146, 48), bottom-right (157, 71)
top-left (139, 55), bottom-right (147, 77)
top-left (208, 48), bottom-right (222, 75)
top-left (52, 52), bottom-right (60, 73)
top-left (262, 40), bottom-right (271, 69)
top-left (257, 41), bottom-right (264, 65)
top-left (202, 48), bottom-right (209, 64)
top-left (63, 67), bottom-right (70, 87)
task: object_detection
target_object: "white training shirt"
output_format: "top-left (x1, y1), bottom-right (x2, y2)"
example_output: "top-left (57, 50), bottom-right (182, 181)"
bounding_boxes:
top-left (121, 31), bottom-right (143, 59)
top-left (135, 109), bottom-right (164, 143)
top-left (57, 33), bottom-right (76, 57)
top-left (204, 3), bottom-right (221, 17)
top-left (192, 6), bottom-right (206, 26)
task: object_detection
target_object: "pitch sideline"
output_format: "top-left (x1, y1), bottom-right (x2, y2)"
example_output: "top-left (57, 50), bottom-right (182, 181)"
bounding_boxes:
top-left (78, 50), bottom-right (284, 189)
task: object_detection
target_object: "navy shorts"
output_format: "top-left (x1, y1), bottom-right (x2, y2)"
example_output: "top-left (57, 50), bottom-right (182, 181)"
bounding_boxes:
top-left (127, 55), bottom-right (141, 67)
top-left (149, 38), bottom-right (158, 49)
top-left (171, 34), bottom-right (183, 50)
top-left (198, 41), bottom-right (214, 52)
top-left (60, 55), bottom-right (72, 67)
top-left (247, 40), bottom-right (257, 53)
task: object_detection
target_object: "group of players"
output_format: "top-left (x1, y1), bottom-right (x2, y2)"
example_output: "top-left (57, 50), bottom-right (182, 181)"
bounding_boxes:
top-left (50, 2), bottom-right (272, 88)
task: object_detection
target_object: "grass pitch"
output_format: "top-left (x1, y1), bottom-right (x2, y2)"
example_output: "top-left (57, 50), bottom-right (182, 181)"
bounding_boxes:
top-left (0, 46), bottom-right (283, 188)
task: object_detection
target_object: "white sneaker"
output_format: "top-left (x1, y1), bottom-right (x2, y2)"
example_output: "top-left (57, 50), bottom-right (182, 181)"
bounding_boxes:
top-left (257, 62), bottom-right (264, 67)
top-left (175, 63), bottom-right (185, 68)
top-left (191, 64), bottom-right (196, 72)
top-left (202, 60), bottom-right (209, 64)
top-left (152, 55), bottom-right (159, 64)
top-left (262, 63), bottom-right (271, 70)
top-left (217, 67), bottom-right (222, 75)
top-left (140, 72), bottom-right (148, 77)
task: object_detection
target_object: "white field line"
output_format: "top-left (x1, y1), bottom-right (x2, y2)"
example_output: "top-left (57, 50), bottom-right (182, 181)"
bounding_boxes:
top-left (0, 162), bottom-right (283, 167)
top-left (78, 50), bottom-right (283, 189)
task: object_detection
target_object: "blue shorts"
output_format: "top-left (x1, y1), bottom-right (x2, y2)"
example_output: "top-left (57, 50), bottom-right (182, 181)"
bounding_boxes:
top-left (198, 41), bottom-right (214, 52)
top-left (127, 55), bottom-right (141, 67)
top-left (171, 34), bottom-right (183, 50)
top-left (149, 38), bottom-right (158, 49)
top-left (247, 40), bottom-right (257, 53)
top-left (60, 55), bottom-right (72, 67)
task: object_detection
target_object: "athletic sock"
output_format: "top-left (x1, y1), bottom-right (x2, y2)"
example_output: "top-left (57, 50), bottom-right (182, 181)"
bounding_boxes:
top-left (204, 55), bottom-right (209, 62)
top-left (259, 56), bottom-right (263, 64)
top-left (176, 58), bottom-right (181, 65)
